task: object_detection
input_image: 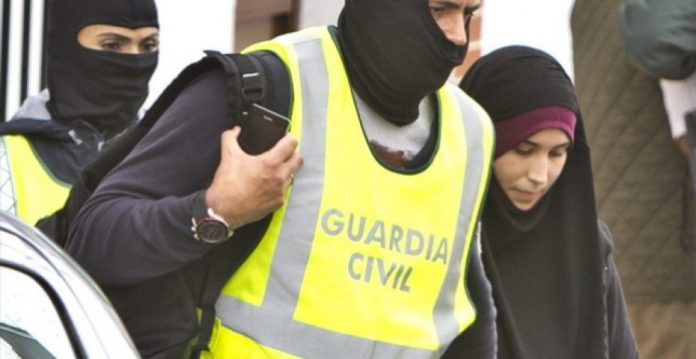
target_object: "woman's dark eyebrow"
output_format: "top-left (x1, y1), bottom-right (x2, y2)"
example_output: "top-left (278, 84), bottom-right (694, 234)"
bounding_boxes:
top-left (520, 139), bottom-right (539, 147)
top-left (552, 142), bottom-right (571, 150)
top-left (521, 139), bottom-right (571, 149)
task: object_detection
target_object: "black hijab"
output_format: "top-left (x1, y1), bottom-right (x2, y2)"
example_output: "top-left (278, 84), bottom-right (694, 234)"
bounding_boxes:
top-left (46, 0), bottom-right (159, 138)
top-left (460, 46), bottom-right (606, 358)
top-left (337, 0), bottom-right (469, 125)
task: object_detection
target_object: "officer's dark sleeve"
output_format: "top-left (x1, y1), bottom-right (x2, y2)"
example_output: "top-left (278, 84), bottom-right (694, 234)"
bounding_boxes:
top-left (442, 229), bottom-right (497, 358)
top-left (66, 69), bottom-right (232, 286)
top-left (599, 221), bottom-right (639, 359)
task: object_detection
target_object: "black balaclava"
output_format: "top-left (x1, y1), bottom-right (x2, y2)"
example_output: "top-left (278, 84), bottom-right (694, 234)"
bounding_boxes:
top-left (338, 0), bottom-right (470, 125)
top-left (460, 46), bottom-right (606, 359)
top-left (46, 0), bottom-right (158, 138)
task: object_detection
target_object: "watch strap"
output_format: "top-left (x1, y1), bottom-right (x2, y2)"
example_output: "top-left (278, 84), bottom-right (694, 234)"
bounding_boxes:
top-left (192, 190), bottom-right (211, 222)
top-left (191, 191), bottom-right (233, 243)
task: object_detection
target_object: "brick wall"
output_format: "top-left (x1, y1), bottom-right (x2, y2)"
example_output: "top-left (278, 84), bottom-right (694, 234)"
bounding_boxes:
top-left (452, 15), bottom-right (482, 80)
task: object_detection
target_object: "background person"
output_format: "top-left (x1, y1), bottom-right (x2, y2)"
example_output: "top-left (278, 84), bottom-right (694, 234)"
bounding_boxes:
top-left (572, 0), bottom-right (696, 357)
top-left (0, 0), bottom-right (159, 226)
top-left (460, 45), bottom-right (638, 359)
top-left (617, 0), bottom-right (696, 355)
top-left (619, 0), bottom-right (696, 160)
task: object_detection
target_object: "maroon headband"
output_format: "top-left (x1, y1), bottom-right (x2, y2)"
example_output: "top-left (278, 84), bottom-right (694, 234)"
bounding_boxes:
top-left (494, 106), bottom-right (577, 159)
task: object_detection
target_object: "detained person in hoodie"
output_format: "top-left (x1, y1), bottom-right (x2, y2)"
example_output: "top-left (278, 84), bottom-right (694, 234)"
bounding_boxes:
top-left (0, 0), bottom-right (159, 226)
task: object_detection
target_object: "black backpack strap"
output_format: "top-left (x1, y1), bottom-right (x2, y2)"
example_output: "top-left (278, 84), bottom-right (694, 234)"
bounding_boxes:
top-left (142, 54), bottom-right (233, 127)
top-left (234, 53), bottom-right (268, 110)
top-left (203, 50), bottom-right (267, 122)
top-left (188, 51), bottom-right (290, 359)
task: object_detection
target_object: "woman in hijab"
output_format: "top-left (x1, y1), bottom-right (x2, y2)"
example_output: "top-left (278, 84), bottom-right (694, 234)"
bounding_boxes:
top-left (459, 45), bottom-right (638, 358)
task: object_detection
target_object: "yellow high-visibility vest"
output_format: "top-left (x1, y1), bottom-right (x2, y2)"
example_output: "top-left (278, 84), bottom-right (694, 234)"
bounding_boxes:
top-left (204, 27), bottom-right (494, 358)
top-left (0, 135), bottom-right (70, 226)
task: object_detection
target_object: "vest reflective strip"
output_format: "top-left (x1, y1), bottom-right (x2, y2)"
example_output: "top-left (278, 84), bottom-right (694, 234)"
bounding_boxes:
top-left (213, 28), bottom-right (493, 358)
top-left (0, 138), bottom-right (17, 215)
top-left (1, 135), bottom-right (70, 225)
top-left (434, 86), bottom-right (493, 349)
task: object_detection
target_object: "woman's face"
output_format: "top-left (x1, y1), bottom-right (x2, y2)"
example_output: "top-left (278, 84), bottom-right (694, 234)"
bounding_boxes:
top-left (493, 129), bottom-right (571, 211)
top-left (77, 24), bottom-right (159, 54)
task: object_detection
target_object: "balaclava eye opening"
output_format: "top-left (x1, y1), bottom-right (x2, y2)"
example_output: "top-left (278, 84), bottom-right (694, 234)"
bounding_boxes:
top-left (338, 0), bottom-right (469, 125)
top-left (46, 0), bottom-right (159, 138)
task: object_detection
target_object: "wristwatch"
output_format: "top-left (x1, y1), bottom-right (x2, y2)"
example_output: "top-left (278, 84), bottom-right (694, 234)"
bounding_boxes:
top-left (191, 191), bottom-right (233, 244)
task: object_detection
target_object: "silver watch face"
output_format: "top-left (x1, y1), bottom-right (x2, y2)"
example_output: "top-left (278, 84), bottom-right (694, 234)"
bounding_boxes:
top-left (196, 219), bottom-right (229, 244)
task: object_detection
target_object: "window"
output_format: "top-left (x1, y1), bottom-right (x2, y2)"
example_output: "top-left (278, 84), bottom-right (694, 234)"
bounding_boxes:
top-left (0, 266), bottom-right (75, 358)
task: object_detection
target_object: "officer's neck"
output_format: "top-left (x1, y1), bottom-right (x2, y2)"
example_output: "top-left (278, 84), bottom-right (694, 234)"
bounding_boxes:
top-left (354, 92), bottom-right (435, 169)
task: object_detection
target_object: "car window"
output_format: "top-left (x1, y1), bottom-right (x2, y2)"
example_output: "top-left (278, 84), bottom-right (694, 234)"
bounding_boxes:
top-left (0, 266), bottom-right (75, 358)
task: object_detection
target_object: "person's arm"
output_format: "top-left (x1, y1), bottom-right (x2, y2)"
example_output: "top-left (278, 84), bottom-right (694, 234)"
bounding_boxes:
top-left (598, 221), bottom-right (639, 359)
top-left (619, 0), bottom-right (696, 80)
top-left (442, 226), bottom-right (497, 358)
top-left (659, 72), bottom-right (696, 159)
top-left (66, 68), bottom-right (301, 286)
